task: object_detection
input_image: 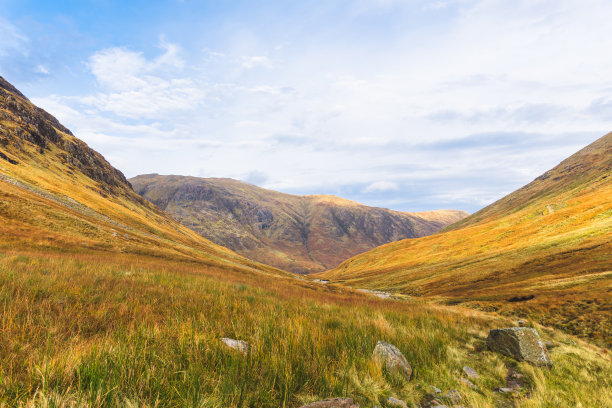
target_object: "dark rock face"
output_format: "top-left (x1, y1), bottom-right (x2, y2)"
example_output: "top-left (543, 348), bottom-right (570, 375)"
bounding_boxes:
top-left (130, 174), bottom-right (468, 273)
top-left (0, 76), bottom-right (131, 194)
top-left (486, 327), bottom-right (553, 367)
top-left (299, 398), bottom-right (359, 408)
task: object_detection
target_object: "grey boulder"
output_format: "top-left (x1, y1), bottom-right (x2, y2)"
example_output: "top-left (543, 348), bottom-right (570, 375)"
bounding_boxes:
top-left (486, 327), bottom-right (553, 367)
top-left (373, 340), bottom-right (412, 380)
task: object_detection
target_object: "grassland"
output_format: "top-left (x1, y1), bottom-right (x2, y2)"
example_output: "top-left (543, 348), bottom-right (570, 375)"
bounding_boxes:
top-left (1, 76), bottom-right (611, 406)
top-left (0, 250), bottom-right (610, 407)
top-left (319, 133), bottom-right (612, 347)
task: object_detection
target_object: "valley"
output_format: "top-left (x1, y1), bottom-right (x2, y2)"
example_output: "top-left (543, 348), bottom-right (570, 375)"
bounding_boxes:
top-left (0, 74), bottom-right (610, 407)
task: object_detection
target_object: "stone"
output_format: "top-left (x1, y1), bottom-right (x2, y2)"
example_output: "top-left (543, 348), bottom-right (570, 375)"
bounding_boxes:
top-left (221, 338), bottom-right (250, 354)
top-left (429, 385), bottom-right (442, 394)
top-left (443, 390), bottom-right (461, 404)
top-left (497, 387), bottom-right (517, 394)
top-left (298, 398), bottom-right (359, 408)
top-left (373, 340), bottom-right (412, 380)
top-left (486, 327), bottom-right (553, 367)
top-left (386, 397), bottom-right (408, 408)
top-left (462, 365), bottom-right (479, 379)
top-left (458, 378), bottom-right (477, 389)
top-left (517, 319), bottom-right (528, 327)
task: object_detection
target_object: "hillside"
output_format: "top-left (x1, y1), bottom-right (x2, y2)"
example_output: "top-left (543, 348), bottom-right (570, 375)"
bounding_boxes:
top-left (0, 75), bottom-right (285, 276)
top-left (318, 133), bottom-right (612, 346)
top-left (0, 77), bottom-right (610, 407)
top-left (129, 174), bottom-right (467, 273)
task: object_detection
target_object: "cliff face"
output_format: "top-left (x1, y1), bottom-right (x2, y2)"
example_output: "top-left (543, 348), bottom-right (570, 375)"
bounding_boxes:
top-left (130, 174), bottom-right (468, 273)
top-left (0, 76), bottom-right (131, 194)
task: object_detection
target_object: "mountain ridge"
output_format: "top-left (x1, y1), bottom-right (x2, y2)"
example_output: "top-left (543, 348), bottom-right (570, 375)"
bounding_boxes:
top-left (130, 174), bottom-right (469, 273)
top-left (0, 75), bottom-right (286, 276)
top-left (318, 132), bottom-right (612, 345)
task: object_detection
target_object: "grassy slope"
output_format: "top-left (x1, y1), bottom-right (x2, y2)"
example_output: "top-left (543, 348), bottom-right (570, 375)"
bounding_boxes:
top-left (130, 174), bottom-right (468, 273)
top-left (0, 251), bottom-right (610, 407)
top-left (0, 78), bottom-right (610, 407)
top-left (319, 133), bottom-right (612, 346)
top-left (0, 76), bottom-right (285, 277)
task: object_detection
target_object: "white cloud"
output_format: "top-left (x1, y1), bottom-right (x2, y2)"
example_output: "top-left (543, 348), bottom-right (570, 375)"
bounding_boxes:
top-left (241, 55), bottom-right (272, 69)
top-left (363, 181), bottom-right (400, 193)
top-left (0, 18), bottom-right (28, 57)
top-left (27, 0), bottom-right (612, 212)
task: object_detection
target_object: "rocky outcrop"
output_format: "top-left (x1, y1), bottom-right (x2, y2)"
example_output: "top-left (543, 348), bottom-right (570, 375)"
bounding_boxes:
top-left (129, 174), bottom-right (468, 273)
top-left (486, 327), bottom-right (553, 367)
top-left (0, 76), bottom-right (132, 195)
top-left (299, 398), bottom-right (359, 408)
top-left (372, 341), bottom-right (412, 380)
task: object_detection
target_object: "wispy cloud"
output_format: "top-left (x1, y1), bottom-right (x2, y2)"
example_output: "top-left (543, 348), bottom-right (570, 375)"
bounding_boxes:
top-left (16, 0), bottom-right (612, 212)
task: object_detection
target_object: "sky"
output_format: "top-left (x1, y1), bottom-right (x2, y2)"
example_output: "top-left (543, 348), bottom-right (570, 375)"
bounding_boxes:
top-left (1, 0), bottom-right (611, 213)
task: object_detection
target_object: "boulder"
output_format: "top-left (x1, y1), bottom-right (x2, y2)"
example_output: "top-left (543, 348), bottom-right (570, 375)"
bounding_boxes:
top-left (462, 365), bottom-right (479, 379)
top-left (299, 398), bottom-right (359, 408)
top-left (221, 338), bottom-right (250, 354)
top-left (486, 327), bottom-right (553, 367)
top-left (386, 397), bottom-right (408, 408)
top-left (443, 390), bottom-right (461, 404)
top-left (373, 340), bottom-right (412, 380)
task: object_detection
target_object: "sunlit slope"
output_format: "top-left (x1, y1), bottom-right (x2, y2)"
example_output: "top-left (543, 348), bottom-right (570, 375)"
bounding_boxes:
top-left (320, 133), bottom-right (612, 344)
top-left (130, 174), bottom-right (468, 273)
top-left (0, 76), bottom-right (285, 276)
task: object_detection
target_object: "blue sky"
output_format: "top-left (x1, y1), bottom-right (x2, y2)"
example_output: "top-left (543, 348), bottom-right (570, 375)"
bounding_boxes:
top-left (1, 0), bottom-right (610, 212)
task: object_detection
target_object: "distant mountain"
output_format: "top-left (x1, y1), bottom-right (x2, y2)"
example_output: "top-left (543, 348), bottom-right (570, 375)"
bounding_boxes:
top-left (130, 174), bottom-right (468, 273)
top-left (318, 133), bottom-right (612, 346)
top-left (0, 75), bottom-right (284, 275)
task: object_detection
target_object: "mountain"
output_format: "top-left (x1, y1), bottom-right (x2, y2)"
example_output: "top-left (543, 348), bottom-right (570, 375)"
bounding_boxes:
top-left (129, 174), bottom-right (468, 273)
top-left (0, 75), bottom-right (284, 275)
top-left (318, 133), bottom-right (612, 346)
top-left (1, 76), bottom-right (610, 407)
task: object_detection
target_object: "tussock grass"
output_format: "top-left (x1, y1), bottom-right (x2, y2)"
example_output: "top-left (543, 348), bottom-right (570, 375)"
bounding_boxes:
top-left (0, 251), bottom-right (610, 407)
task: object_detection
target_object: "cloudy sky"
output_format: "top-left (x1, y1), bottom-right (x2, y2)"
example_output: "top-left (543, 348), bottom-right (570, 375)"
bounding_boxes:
top-left (1, 0), bottom-right (610, 212)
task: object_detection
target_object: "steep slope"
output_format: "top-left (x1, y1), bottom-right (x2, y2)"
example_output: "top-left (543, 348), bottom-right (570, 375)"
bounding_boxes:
top-left (319, 133), bottom-right (612, 345)
top-left (0, 75), bottom-right (285, 276)
top-left (129, 174), bottom-right (468, 273)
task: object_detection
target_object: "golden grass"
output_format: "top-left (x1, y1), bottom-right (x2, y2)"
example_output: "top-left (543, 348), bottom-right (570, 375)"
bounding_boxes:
top-left (0, 251), bottom-right (610, 407)
top-left (319, 134), bottom-right (612, 346)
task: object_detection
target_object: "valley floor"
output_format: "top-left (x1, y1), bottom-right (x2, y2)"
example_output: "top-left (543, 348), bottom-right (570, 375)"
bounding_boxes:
top-left (0, 250), bottom-right (610, 407)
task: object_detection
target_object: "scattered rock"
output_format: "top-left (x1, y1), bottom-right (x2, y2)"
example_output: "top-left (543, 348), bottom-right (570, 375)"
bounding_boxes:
top-left (505, 367), bottom-right (525, 392)
top-left (458, 378), bottom-right (477, 389)
top-left (386, 397), bottom-right (408, 408)
top-left (486, 327), bottom-right (553, 367)
top-left (373, 340), bottom-right (412, 380)
top-left (299, 398), bottom-right (359, 408)
top-left (313, 279), bottom-right (329, 284)
top-left (443, 390), bottom-right (461, 404)
top-left (517, 319), bottom-right (528, 327)
top-left (462, 365), bottom-right (479, 379)
top-left (221, 338), bottom-right (250, 354)
top-left (497, 387), bottom-right (517, 394)
top-left (429, 385), bottom-right (442, 394)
